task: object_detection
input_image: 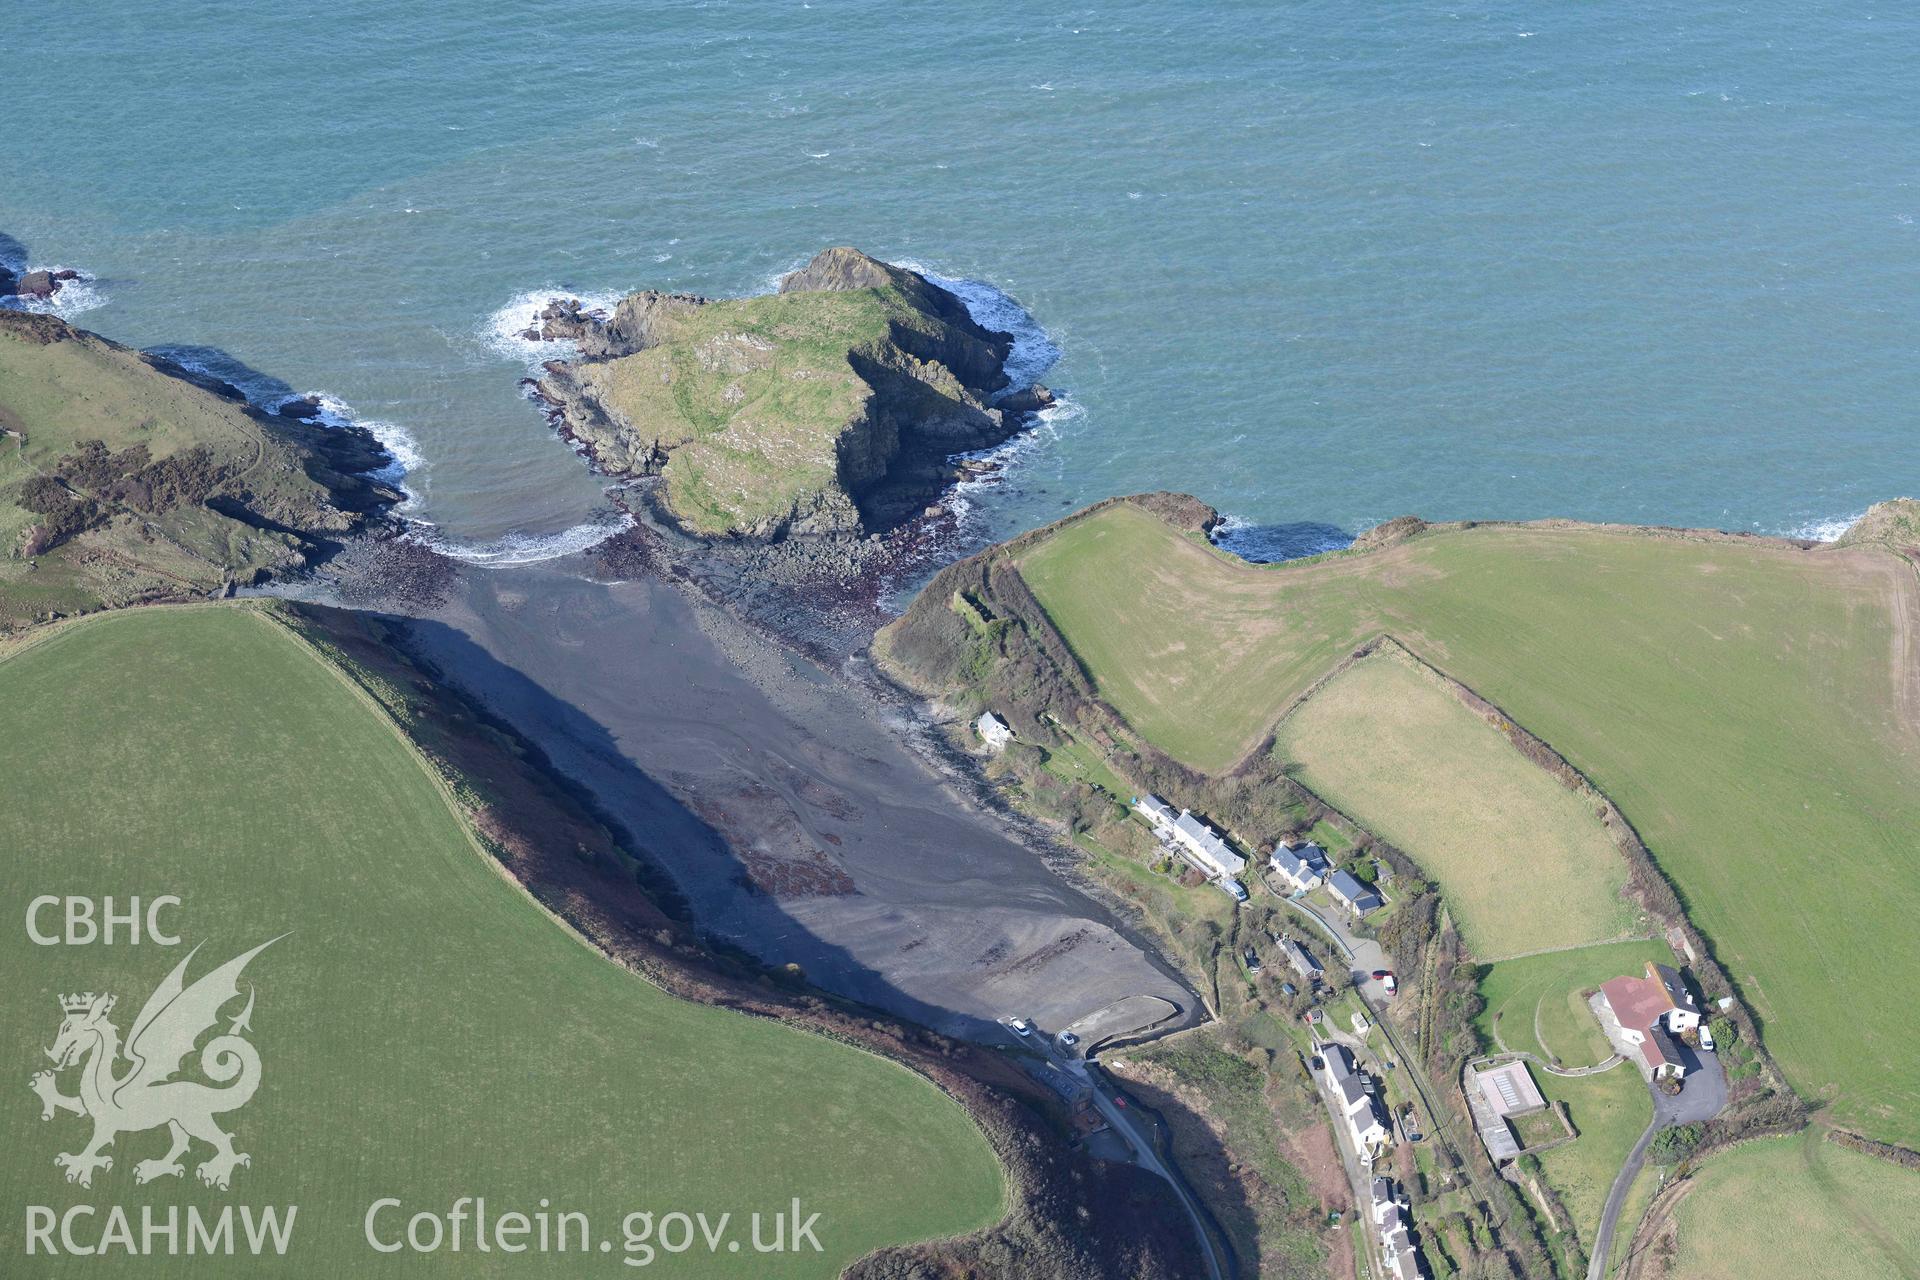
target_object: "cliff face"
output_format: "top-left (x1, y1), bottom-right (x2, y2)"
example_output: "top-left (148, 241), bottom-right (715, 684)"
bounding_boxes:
top-left (532, 248), bottom-right (1046, 540)
top-left (0, 310), bottom-right (400, 624)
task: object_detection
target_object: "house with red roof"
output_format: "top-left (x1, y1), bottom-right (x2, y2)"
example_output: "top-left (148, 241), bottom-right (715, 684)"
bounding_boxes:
top-left (1594, 961), bottom-right (1702, 1080)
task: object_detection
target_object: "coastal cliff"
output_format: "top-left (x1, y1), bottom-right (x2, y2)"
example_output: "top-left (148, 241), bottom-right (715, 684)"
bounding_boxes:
top-left (0, 310), bottom-right (400, 626)
top-left (530, 247), bottom-right (1051, 540)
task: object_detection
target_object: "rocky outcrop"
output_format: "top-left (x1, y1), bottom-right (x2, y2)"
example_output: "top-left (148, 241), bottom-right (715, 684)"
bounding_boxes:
top-left (0, 310), bottom-right (403, 620)
top-left (1834, 498), bottom-right (1920, 550)
top-left (10, 268), bottom-right (79, 300)
top-left (525, 248), bottom-right (1049, 542)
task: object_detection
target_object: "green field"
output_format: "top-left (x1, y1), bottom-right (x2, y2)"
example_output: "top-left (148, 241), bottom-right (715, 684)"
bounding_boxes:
top-left (1667, 1131), bottom-right (1920, 1279)
top-left (1275, 652), bottom-right (1635, 959)
top-left (1476, 941), bottom-right (1676, 1066)
top-left (0, 607), bottom-right (1002, 1276)
top-left (1530, 1065), bottom-right (1649, 1248)
top-left (1016, 501), bottom-right (1920, 1145)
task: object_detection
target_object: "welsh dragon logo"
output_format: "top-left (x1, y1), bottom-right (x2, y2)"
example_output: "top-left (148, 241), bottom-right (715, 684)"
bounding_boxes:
top-left (29, 937), bottom-right (282, 1191)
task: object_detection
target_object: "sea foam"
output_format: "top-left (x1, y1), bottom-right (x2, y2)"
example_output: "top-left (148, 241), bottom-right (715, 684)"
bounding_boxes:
top-left (1779, 511), bottom-right (1865, 543)
top-left (1, 264), bottom-right (107, 319)
top-left (144, 344), bottom-right (426, 504)
top-left (416, 514), bottom-right (634, 566)
top-left (479, 286), bottom-right (628, 368)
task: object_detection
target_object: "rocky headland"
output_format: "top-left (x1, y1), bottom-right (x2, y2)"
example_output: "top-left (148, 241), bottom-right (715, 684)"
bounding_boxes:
top-left (525, 247), bottom-right (1053, 543)
top-left (0, 309), bottom-right (403, 627)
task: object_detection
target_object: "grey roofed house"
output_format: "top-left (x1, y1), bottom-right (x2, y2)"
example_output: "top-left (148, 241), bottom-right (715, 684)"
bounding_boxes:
top-left (1294, 840), bottom-right (1331, 871)
top-left (1134, 793), bottom-right (1178, 827)
top-left (1269, 847), bottom-right (1325, 890)
top-left (1170, 809), bottom-right (1247, 879)
top-left (1652, 962), bottom-right (1701, 1018)
top-left (1644, 1022), bottom-right (1689, 1078)
top-left (1281, 937), bottom-right (1324, 979)
top-left (1328, 868), bottom-right (1384, 915)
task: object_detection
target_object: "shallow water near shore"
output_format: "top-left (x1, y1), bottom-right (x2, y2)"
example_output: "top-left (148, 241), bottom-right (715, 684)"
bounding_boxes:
top-left (6, 1), bottom-right (1918, 559)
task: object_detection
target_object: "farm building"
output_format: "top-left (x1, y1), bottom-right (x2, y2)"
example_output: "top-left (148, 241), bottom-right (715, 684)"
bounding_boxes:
top-left (1319, 1044), bottom-right (1391, 1161)
top-left (1472, 1060), bottom-right (1546, 1119)
top-left (1327, 868), bottom-right (1384, 917)
top-left (976, 711), bottom-right (1015, 750)
top-left (1269, 840), bottom-right (1330, 892)
top-left (1465, 1058), bottom-right (1549, 1164)
top-left (1595, 960), bottom-right (1701, 1080)
top-left (1169, 810), bottom-right (1247, 881)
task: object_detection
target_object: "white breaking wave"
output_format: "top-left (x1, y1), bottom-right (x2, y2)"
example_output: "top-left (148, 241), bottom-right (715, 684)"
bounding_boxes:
top-left (890, 258), bottom-right (1062, 391)
top-left (292, 392), bottom-right (425, 497)
top-left (479, 286), bottom-right (629, 368)
top-left (1779, 510), bottom-right (1864, 542)
top-left (416, 513), bottom-right (634, 566)
top-left (945, 398), bottom-right (1084, 532)
top-left (1, 265), bottom-right (107, 319)
top-left (144, 344), bottom-right (426, 504)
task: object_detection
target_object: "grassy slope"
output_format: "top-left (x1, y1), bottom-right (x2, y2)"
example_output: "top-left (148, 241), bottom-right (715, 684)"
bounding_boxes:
top-left (1668, 1130), bottom-right (1920, 1280)
top-left (580, 286), bottom-right (960, 534)
top-left (1276, 652), bottom-right (1635, 959)
top-left (0, 607), bottom-right (1002, 1277)
top-left (1476, 940), bottom-right (1675, 1065)
top-left (1017, 502), bottom-right (1920, 1144)
top-left (0, 317), bottom-right (355, 620)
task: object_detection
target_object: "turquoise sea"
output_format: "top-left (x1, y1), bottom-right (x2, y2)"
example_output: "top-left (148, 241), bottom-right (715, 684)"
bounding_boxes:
top-left (5, 1), bottom-right (1917, 563)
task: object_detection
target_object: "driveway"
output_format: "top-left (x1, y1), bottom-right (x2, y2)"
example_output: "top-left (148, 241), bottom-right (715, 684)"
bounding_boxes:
top-left (1260, 871), bottom-right (1393, 1003)
top-left (1586, 1046), bottom-right (1728, 1280)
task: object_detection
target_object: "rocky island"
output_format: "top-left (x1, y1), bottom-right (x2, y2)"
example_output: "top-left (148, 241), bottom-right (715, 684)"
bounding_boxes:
top-left (528, 246), bottom-right (1052, 541)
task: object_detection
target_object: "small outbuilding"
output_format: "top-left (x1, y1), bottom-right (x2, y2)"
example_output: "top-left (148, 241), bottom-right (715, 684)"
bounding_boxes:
top-left (976, 711), bottom-right (1015, 751)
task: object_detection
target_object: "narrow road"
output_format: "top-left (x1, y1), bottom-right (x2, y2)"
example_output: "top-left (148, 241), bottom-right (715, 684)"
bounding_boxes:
top-left (1012, 1026), bottom-right (1227, 1280)
top-left (1587, 1048), bottom-right (1728, 1280)
top-left (1588, 1119), bottom-right (1657, 1280)
top-left (1084, 1070), bottom-right (1229, 1280)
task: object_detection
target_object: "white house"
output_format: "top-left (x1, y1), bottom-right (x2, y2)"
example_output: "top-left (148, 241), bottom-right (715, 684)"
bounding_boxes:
top-left (1268, 841), bottom-right (1330, 893)
top-left (1133, 793), bottom-right (1179, 832)
top-left (976, 712), bottom-right (1014, 751)
top-left (1596, 961), bottom-right (1702, 1080)
top-left (1168, 809), bottom-right (1246, 881)
top-left (1319, 1044), bottom-right (1390, 1160)
top-left (1371, 1177), bottom-right (1427, 1279)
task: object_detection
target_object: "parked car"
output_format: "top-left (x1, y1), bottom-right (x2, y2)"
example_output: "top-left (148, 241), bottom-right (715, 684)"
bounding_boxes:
top-left (1057, 1030), bottom-right (1080, 1049)
top-left (1699, 1024), bottom-right (1717, 1052)
top-left (1007, 1017), bottom-right (1033, 1037)
top-left (1372, 970), bottom-right (1398, 996)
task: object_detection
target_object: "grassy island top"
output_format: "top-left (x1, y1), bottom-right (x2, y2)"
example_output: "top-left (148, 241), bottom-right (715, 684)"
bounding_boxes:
top-left (549, 248), bottom-right (1013, 539)
top-left (1007, 499), bottom-right (1919, 1146)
